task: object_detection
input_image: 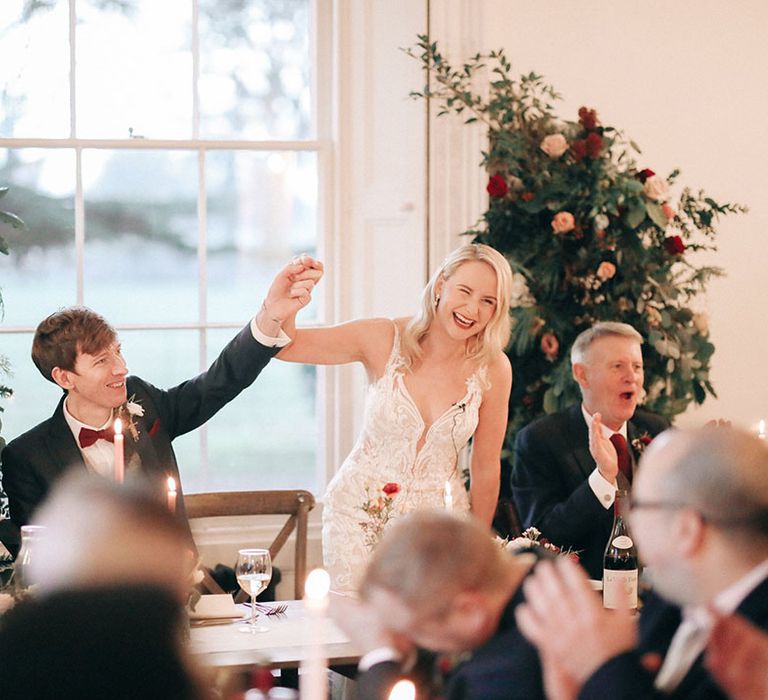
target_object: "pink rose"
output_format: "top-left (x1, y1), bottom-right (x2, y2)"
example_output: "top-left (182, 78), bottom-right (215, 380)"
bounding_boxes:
top-left (661, 203), bottom-right (676, 221)
top-left (643, 175), bottom-right (670, 202)
top-left (540, 134), bottom-right (569, 158)
top-left (541, 333), bottom-right (559, 361)
top-left (596, 261), bottom-right (617, 281)
top-left (551, 211), bottom-right (576, 234)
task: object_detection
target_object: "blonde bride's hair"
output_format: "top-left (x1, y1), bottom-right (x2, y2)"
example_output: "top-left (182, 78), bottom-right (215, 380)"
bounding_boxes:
top-left (401, 243), bottom-right (513, 367)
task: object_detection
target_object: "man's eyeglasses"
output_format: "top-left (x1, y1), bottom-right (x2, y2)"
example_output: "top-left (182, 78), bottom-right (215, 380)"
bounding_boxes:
top-left (629, 497), bottom-right (768, 530)
top-left (628, 498), bottom-right (689, 513)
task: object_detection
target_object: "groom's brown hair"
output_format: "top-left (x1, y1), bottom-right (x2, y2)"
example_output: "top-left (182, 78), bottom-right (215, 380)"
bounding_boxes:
top-left (32, 306), bottom-right (117, 382)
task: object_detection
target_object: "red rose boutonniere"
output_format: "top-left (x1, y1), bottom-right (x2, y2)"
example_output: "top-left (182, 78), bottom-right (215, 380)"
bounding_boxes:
top-left (631, 432), bottom-right (653, 455)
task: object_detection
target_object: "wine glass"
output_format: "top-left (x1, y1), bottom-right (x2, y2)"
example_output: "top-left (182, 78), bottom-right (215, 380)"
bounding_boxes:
top-left (235, 548), bottom-right (272, 633)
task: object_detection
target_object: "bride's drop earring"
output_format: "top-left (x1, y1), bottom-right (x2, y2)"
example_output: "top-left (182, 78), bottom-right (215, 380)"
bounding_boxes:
top-left (434, 295), bottom-right (440, 309)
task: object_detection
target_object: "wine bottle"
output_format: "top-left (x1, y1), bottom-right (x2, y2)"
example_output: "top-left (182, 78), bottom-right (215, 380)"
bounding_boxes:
top-left (603, 489), bottom-right (638, 609)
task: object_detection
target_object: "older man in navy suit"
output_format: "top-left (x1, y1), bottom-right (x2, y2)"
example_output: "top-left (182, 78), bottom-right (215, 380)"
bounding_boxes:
top-left (331, 510), bottom-right (546, 700)
top-left (512, 322), bottom-right (669, 579)
top-left (1, 255), bottom-right (322, 537)
top-left (516, 426), bottom-right (768, 699)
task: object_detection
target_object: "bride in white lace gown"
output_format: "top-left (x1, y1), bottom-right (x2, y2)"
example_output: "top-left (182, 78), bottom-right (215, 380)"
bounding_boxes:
top-left (277, 244), bottom-right (513, 591)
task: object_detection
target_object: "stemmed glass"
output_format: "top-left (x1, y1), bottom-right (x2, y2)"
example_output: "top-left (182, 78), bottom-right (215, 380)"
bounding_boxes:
top-left (235, 548), bottom-right (272, 633)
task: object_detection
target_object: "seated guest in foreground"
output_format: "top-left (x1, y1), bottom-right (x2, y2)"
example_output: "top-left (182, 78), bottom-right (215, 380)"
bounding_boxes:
top-left (27, 472), bottom-right (193, 601)
top-left (0, 474), bottom-right (209, 699)
top-left (0, 584), bottom-right (208, 700)
top-left (512, 321), bottom-right (669, 579)
top-left (515, 426), bottom-right (768, 699)
top-left (1, 255), bottom-right (322, 532)
top-left (330, 510), bottom-right (545, 700)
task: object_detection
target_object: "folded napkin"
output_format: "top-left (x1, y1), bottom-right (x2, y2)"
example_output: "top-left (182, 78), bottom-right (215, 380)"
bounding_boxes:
top-left (188, 594), bottom-right (242, 621)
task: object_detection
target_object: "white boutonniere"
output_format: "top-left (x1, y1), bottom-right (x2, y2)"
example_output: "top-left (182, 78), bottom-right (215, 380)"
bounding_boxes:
top-left (116, 395), bottom-right (144, 441)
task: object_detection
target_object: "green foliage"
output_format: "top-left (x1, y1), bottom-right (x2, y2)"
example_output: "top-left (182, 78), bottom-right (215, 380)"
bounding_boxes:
top-left (407, 37), bottom-right (747, 447)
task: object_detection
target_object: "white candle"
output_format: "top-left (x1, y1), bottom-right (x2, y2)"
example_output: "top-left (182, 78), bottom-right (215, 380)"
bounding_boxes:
top-left (388, 680), bottom-right (416, 700)
top-left (301, 568), bottom-right (330, 700)
top-left (113, 418), bottom-right (124, 483)
top-left (166, 476), bottom-right (177, 513)
top-left (759, 419), bottom-right (766, 440)
top-left (443, 481), bottom-right (453, 510)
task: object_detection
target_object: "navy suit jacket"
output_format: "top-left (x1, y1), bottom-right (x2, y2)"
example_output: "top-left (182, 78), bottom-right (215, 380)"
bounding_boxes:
top-left (357, 586), bottom-right (545, 700)
top-left (579, 576), bottom-right (768, 699)
top-left (511, 404), bottom-right (669, 579)
top-left (1, 324), bottom-right (277, 534)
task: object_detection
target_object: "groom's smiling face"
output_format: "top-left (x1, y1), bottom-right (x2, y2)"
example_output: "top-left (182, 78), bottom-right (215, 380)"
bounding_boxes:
top-left (54, 341), bottom-right (129, 423)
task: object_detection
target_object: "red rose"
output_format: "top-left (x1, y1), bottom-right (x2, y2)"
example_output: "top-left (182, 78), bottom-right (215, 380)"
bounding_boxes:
top-left (578, 106), bottom-right (598, 131)
top-left (571, 139), bottom-right (587, 162)
top-left (486, 174), bottom-right (508, 198)
top-left (586, 132), bottom-right (603, 158)
top-left (521, 191), bottom-right (535, 202)
top-left (641, 435), bottom-right (652, 446)
top-left (664, 235), bottom-right (685, 255)
top-left (636, 168), bottom-right (656, 183)
top-left (382, 482), bottom-right (400, 496)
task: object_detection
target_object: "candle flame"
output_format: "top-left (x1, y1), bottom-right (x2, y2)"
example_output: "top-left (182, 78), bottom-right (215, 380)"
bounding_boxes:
top-left (759, 419), bottom-right (766, 437)
top-left (167, 476), bottom-right (176, 491)
top-left (113, 418), bottom-right (123, 435)
top-left (388, 680), bottom-right (416, 700)
top-left (444, 481), bottom-right (453, 510)
top-left (304, 568), bottom-right (331, 600)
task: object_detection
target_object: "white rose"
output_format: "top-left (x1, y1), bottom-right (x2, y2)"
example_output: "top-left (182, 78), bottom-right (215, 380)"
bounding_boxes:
top-left (126, 401), bottom-right (145, 417)
top-left (643, 175), bottom-right (670, 201)
top-left (540, 133), bottom-right (569, 158)
top-left (593, 213), bottom-right (609, 231)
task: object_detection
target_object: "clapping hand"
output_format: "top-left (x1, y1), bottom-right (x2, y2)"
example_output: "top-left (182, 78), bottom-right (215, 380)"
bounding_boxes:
top-left (515, 557), bottom-right (638, 695)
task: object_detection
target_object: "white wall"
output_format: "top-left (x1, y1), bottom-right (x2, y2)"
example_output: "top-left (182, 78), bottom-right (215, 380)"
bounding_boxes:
top-left (474, 0), bottom-right (768, 430)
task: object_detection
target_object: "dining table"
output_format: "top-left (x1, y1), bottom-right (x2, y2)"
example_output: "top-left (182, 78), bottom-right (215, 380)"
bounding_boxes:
top-left (188, 599), bottom-right (362, 672)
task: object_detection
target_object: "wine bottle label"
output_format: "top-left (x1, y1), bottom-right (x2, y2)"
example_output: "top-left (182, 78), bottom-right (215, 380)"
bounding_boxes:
top-left (603, 569), bottom-right (638, 609)
top-left (611, 535), bottom-right (633, 549)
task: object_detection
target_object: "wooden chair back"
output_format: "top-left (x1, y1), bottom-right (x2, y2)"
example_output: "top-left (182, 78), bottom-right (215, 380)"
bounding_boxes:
top-left (185, 489), bottom-right (315, 599)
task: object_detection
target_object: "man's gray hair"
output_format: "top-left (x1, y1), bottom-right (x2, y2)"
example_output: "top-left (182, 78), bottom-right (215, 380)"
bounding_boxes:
top-left (570, 321), bottom-right (643, 365)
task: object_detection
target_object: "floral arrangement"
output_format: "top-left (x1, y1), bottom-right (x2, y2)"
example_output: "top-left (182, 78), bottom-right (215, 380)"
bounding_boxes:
top-left (503, 527), bottom-right (579, 561)
top-left (407, 38), bottom-right (746, 463)
top-left (359, 482), bottom-right (400, 550)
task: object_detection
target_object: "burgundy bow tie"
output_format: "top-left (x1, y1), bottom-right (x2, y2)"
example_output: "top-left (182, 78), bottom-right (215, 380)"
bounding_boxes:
top-left (78, 426), bottom-right (116, 449)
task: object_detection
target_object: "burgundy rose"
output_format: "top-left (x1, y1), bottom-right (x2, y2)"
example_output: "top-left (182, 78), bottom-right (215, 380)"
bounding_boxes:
top-left (585, 132), bottom-right (603, 158)
top-left (382, 482), bottom-right (400, 497)
top-left (636, 168), bottom-right (656, 183)
top-left (571, 139), bottom-right (587, 162)
top-left (640, 435), bottom-right (652, 446)
top-left (486, 174), bottom-right (508, 198)
top-left (578, 106), bottom-right (599, 131)
top-left (664, 235), bottom-right (686, 255)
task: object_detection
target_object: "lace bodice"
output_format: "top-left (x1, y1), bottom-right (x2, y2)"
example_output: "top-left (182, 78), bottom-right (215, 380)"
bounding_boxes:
top-left (322, 324), bottom-right (488, 590)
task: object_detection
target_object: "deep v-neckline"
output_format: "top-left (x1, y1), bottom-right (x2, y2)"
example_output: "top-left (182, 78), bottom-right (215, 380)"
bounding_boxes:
top-left (396, 373), bottom-right (474, 455)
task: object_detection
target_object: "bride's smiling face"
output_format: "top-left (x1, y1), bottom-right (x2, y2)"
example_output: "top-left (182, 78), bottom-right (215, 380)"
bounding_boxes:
top-left (434, 260), bottom-right (498, 340)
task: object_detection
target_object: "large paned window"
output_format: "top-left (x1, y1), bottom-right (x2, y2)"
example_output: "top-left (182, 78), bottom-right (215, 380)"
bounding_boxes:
top-left (0, 0), bottom-right (328, 507)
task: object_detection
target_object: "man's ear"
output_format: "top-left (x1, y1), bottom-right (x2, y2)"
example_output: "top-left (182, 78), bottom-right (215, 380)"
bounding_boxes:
top-left (452, 590), bottom-right (488, 637)
top-left (573, 361), bottom-right (589, 390)
top-left (51, 366), bottom-right (75, 391)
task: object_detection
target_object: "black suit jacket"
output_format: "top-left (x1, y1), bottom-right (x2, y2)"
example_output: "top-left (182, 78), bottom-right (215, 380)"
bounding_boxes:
top-left (511, 404), bottom-right (669, 579)
top-left (579, 576), bottom-right (768, 699)
top-left (1, 324), bottom-right (277, 533)
top-left (0, 583), bottom-right (202, 700)
top-left (357, 586), bottom-right (545, 700)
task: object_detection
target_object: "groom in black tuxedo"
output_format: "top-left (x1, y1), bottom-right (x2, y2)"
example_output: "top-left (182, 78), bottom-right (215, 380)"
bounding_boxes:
top-left (515, 426), bottom-right (768, 699)
top-left (1, 255), bottom-right (322, 537)
top-left (511, 322), bottom-right (669, 579)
